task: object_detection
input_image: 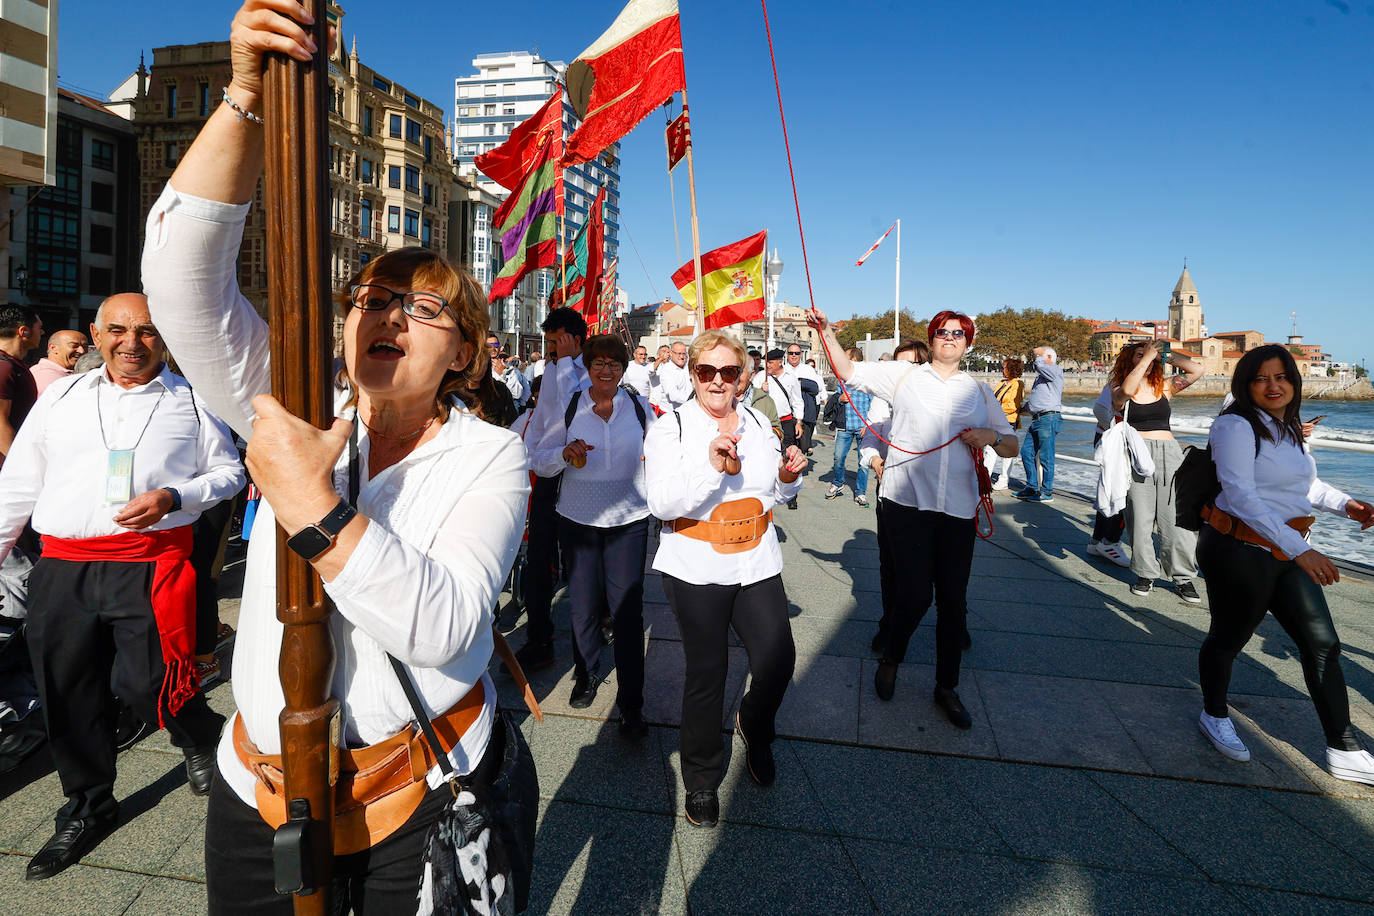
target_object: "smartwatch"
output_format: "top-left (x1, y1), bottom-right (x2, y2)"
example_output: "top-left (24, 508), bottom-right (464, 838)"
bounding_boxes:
top-left (163, 487), bottom-right (183, 513)
top-left (286, 499), bottom-right (357, 561)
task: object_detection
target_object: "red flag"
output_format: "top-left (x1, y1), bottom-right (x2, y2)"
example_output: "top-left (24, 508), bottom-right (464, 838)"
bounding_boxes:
top-left (580, 188), bottom-right (608, 325)
top-left (563, 0), bottom-right (687, 166)
top-left (476, 89), bottom-right (565, 193)
top-left (665, 107), bottom-right (691, 172)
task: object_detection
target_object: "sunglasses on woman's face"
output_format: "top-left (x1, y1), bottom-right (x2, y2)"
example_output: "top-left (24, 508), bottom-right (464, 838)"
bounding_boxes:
top-left (692, 364), bottom-right (743, 384)
top-left (933, 328), bottom-right (966, 340)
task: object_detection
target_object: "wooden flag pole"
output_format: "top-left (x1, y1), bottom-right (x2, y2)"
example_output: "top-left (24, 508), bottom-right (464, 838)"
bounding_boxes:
top-left (262, 1), bottom-right (339, 910)
top-left (679, 88), bottom-right (706, 336)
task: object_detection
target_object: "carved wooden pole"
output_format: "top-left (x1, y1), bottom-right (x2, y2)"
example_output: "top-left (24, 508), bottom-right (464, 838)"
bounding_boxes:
top-left (262, 3), bottom-right (338, 911)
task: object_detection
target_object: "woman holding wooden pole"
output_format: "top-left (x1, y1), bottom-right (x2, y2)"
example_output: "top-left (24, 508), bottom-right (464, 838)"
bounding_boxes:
top-left (142, 2), bottom-right (535, 911)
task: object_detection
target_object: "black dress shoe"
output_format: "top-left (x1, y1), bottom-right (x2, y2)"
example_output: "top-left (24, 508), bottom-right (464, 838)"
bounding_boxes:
top-left (685, 789), bottom-right (719, 828)
top-left (618, 709), bottom-right (649, 740)
top-left (735, 711), bottom-right (775, 786)
top-left (870, 631), bottom-right (884, 655)
top-left (569, 673), bottom-right (598, 709)
top-left (787, 498), bottom-right (798, 510)
top-left (874, 661), bottom-right (898, 701)
top-left (184, 746), bottom-right (217, 796)
top-left (26, 814), bottom-right (119, 880)
top-left (934, 687), bottom-right (973, 729)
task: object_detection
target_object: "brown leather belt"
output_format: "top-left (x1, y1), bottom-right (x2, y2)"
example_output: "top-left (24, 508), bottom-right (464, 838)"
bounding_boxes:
top-left (668, 497), bottom-right (772, 555)
top-left (1202, 504), bottom-right (1315, 562)
top-left (233, 678), bottom-right (486, 855)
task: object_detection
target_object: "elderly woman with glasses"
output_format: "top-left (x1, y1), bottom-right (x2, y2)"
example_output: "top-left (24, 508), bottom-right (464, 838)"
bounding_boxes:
top-left (138, 3), bottom-right (535, 911)
top-left (643, 330), bottom-right (808, 829)
top-left (529, 334), bottom-right (652, 733)
top-left (811, 308), bottom-right (1016, 729)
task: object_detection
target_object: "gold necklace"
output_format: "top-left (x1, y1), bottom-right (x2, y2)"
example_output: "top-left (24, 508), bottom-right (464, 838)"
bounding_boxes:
top-left (358, 411), bottom-right (438, 442)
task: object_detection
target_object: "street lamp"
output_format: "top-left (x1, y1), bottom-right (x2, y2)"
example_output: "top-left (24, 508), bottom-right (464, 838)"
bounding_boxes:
top-left (766, 247), bottom-right (783, 351)
top-left (14, 264), bottom-right (27, 303)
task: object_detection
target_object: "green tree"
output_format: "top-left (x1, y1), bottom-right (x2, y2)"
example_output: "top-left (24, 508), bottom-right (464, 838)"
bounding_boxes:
top-left (973, 307), bottom-right (1094, 364)
top-left (836, 310), bottom-right (926, 349)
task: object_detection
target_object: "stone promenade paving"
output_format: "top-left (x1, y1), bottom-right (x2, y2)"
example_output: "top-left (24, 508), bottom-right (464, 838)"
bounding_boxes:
top-left (4, 461), bottom-right (1374, 914)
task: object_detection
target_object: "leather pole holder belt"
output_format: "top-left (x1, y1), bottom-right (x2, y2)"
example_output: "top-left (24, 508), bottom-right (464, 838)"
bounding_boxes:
top-left (1202, 504), bottom-right (1315, 562)
top-left (669, 498), bottom-right (772, 555)
top-left (234, 678), bottom-right (486, 855)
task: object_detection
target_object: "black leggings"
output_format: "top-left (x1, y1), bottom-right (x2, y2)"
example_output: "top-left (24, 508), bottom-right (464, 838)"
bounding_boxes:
top-left (662, 574), bottom-right (795, 792)
top-left (1196, 527), bottom-right (1358, 751)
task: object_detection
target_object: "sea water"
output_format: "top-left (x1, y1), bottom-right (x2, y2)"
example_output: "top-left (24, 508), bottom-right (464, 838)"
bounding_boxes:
top-left (1046, 395), bottom-right (1374, 568)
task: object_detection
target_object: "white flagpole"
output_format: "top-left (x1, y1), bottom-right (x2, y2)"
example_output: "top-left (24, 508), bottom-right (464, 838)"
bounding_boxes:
top-left (893, 218), bottom-right (901, 348)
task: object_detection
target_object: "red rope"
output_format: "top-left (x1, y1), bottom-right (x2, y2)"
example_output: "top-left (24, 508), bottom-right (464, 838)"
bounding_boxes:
top-left (760, 0), bottom-right (995, 537)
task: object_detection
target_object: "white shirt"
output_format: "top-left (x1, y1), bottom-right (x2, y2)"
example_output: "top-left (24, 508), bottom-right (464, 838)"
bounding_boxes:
top-left (847, 362), bottom-right (1014, 518)
top-left (525, 358), bottom-right (545, 381)
top-left (530, 388), bottom-right (650, 527)
top-left (0, 364), bottom-right (244, 565)
top-left (650, 360), bottom-right (692, 413)
top-left (793, 361), bottom-right (828, 405)
top-left (522, 354), bottom-right (591, 477)
top-left (772, 367), bottom-right (804, 420)
top-left (142, 184), bottom-right (529, 806)
top-left (858, 397), bottom-right (892, 468)
top-left (622, 360), bottom-right (653, 398)
top-left (644, 400), bottom-right (802, 586)
top-left (1211, 412), bottom-right (1351, 560)
top-left (500, 365), bottom-right (530, 404)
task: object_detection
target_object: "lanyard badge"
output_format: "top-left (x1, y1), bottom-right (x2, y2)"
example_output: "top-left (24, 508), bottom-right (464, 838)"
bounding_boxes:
top-left (106, 449), bottom-right (135, 504)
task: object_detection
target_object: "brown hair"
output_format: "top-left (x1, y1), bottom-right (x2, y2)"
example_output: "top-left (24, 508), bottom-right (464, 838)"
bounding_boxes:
top-left (1002, 357), bottom-right (1023, 378)
top-left (582, 333), bottom-right (629, 369)
top-left (1109, 341), bottom-right (1163, 396)
top-left (336, 247), bottom-right (488, 417)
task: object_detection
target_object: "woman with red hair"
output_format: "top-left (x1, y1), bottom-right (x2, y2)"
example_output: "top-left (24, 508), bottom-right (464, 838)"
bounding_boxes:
top-left (809, 307), bottom-right (1016, 728)
top-left (1110, 341), bottom-right (1204, 602)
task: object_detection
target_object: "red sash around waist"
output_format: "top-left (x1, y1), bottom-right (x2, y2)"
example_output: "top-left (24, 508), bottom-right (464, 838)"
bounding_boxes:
top-left (41, 528), bottom-right (198, 726)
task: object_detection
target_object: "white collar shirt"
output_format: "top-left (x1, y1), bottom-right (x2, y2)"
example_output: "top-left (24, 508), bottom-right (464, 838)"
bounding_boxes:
top-left (793, 361), bottom-right (827, 402)
top-left (1211, 412), bottom-right (1351, 560)
top-left (650, 359), bottom-right (692, 412)
top-left (773, 367), bottom-right (804, 419)
top-left (0, 364), bottom-right (244, 563)
top-left (141, 184), bottom-right (529, 807)
top-left (847, 362), bottom-right (1014, 518)
top-left (521, 354), bottom-right (590, 477)
top-left (644, 400), bottom-right (803, 586)
top-left (622, 360), bottom-right (653, 398)
top-left (526, 359), bottom-right (545, 380)
top-left (500, 365), bottom-right (530, 403)
top-left (530, 388), bottom-right (650, 527)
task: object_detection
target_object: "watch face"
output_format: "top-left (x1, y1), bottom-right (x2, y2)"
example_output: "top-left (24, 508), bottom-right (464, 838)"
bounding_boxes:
top-left (288, 525), bottom-right (332, 560)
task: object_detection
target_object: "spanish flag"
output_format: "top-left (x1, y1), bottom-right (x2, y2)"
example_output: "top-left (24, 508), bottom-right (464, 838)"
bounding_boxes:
top-left (671, 230), bottom-right (767, 329)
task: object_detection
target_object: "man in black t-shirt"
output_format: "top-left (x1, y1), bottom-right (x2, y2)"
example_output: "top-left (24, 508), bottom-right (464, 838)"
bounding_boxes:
top-left (0, 305), bottom-right (42, 468)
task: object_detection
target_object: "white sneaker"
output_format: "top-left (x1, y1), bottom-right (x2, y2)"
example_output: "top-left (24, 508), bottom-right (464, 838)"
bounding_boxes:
top-left (1198, 711), bottom-right (1250, 761)
top-left (1326, 747), bottom-right (1374, 786)
top-left (824, 484), bottom-right (843, 500)
top-left (1097, 541), bottom-right (1131, 568)
top-left (992, 478), bottom-right (1010, 491)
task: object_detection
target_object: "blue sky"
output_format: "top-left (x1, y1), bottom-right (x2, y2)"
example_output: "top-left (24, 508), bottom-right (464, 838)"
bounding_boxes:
top-left (56, 0), bottom-right (1373, 364)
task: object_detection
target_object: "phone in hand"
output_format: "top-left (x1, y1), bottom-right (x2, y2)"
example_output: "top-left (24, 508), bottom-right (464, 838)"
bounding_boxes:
top-left (1306, 415), bottom-right (1327, 426)
top-left (1157, 342), bottom-right (1172, 364)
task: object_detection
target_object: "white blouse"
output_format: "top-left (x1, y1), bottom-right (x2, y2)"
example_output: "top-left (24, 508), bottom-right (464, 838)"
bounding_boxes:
top-left (142, 185), bottom-right (529, 807)
top-left (644, 400), bottom-right (802, 586)
top-left (1211, 412), bottom-right (1351, 560)
top-left (847, 362), bottom-right (1014, 518)
top-left (530, 388), bottom-right (651, 528)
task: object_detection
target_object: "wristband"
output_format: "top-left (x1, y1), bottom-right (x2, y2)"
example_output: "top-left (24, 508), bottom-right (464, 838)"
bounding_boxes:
top-left (286, 499), bottom-right (357, 561)
top-left (164, 487), bottom-right (182, 513)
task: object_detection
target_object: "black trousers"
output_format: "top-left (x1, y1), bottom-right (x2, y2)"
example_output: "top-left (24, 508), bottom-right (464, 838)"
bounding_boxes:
top-left (879, 502), bottom-right (975, 690)
top-left (874, 496), bottom-right (897, 644)
top-left (1196, 527), bottom-right (1358, 751)
top-left (1092, 510), bottom-right (1126, 544)
top-left (190, 498), bottom-right (236, 655)
top-left (801, 419), bottom-right (816, 452)
top-left (558, 516), bottom-right (648, 711)
top-left (523, 474), bottom-right (562, 645)
top-left (205, 715), bottom-right (512, 915)
top-left (662, 574), bottom-right (795, 792)
top-left (27, 556), bottom-right (225, 821)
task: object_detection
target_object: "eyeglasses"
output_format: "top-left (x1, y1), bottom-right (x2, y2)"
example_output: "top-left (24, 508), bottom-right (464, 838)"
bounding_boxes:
top-left (588, 359), bottom-right (623, 371)
top-left (787, 350), bottom-right (802, 356)
top-left (349, 284), bottom-right (455, 322)
top-left (487, 340), bottom-right (501, 349)
top-left (692, 364), bottom-right (743, 384)
top-left (933, 328), bottom-right (966, 340)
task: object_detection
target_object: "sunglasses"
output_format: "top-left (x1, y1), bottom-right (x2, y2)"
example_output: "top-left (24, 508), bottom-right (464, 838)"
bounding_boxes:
top-left (933, 328), bottom-right (966, 339)
top-left (349, 284), bottom-right (455, 322)
top-left (692, 364), bottom-right (744, 384)
top-left (787, 350), bottom-right (802, 356)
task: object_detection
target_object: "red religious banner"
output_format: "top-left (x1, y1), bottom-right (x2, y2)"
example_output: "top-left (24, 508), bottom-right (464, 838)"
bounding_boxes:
top-left (665, 107), bottom-right (691, 172)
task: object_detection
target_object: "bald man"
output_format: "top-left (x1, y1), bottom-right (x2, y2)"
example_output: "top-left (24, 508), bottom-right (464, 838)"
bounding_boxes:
top-left (31, 330), bottom-right (90, 395)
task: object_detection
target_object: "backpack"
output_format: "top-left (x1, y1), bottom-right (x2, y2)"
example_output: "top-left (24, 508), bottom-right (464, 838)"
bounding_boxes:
top-left (1172, 424), bottom-right (1259, 531)
top-left (564, 388), bottom-right (648, 434)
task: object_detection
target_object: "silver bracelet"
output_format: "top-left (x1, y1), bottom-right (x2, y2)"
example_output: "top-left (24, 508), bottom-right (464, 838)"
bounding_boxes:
top-left (221, 87), bottom-right (264, 125)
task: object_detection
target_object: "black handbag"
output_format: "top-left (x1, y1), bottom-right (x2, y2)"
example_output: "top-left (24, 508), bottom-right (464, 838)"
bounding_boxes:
top-left (388, 657), bottom-right (538, 915)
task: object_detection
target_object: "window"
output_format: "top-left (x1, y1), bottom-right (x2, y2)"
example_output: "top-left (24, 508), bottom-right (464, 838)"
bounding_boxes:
top-left (327, 85), bottom-right (337, 113)
top-left (388, 165), bottom-right (401, 189)
top-left (484, 104), bottom-right (496, 116)
top-left (424, 136), bottom-right (432, 163)
top-left (388, 205), bottom-right (400, 233)
top-left (503, 104), bottom-right (515, 115)
top-left (404, 165), bottom-right (419, 193)
top-left (404, 209), bottom-right (419, 237)
top-left (199, 83), bottom-right (211, 117)
top-left (483, 124), bottom-right (495, 136)
top-left (359, 252), bottom-right (371, 267)
top-left (457, 85), bottom-right (470, 99)
top-left (359, 198), bottom-right (373, 239)
top-left (373, 77), bottom-right (391, 93)
top-left (475, 208), bottom-right (488, 232)
top-left (363, 106), bottom-right (374, 135)
top-left (423, 182), bottom-right (433, 206)
top-left (503, 83), bottom-right (515, 94)
top-left (502, 123), bottom-right (514, 134)
top-left (404, 92), bottom-right (420, 109)
top-left (89, 266), bottom-right (112, 296)
top-left (165, 84), bottom-right (178, 115)
top-left (90, 182), bottom-right (114, 212)
top-left (389, 114), bottom-right (402, 138)
top-left (422, 218), bottom-right (432, 247)
top-left (359, 159), bottom-right (374, 185)
top-left (90, 224), bottom-right (113, 255)
top-left (462, 145), bottom-right (477, 156)
top-left (405, 118), bottom-right (421, 144)
top-left (90, 139), bottom-right (114, 171)
top-left (458, 107), bottom-right (468, 117)
top-left (483, 84), bottom-right (496, 95)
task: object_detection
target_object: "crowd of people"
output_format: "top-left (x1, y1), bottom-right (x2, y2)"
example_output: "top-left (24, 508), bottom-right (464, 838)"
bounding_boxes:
top-left (0, 3), bottom-right (1371, 909)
